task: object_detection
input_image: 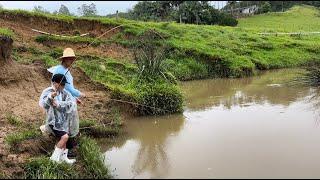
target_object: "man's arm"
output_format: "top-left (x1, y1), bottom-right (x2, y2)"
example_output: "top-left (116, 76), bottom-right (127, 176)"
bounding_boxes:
top-left (64, 83), bottom-right (81, 98)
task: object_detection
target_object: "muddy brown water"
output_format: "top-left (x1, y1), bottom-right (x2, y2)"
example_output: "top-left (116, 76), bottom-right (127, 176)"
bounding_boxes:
top-left (99, 69), bottom-right (320, 179)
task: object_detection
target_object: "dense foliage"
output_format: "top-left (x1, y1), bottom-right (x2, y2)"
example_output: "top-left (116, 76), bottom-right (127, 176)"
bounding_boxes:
top-left (110, 1), bottom-right (238, 26)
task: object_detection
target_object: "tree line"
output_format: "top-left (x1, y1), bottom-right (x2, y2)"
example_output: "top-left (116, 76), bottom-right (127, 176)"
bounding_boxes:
top-left (32, 3), bottom-right (98, 17)
top-left (108, 1), bottom-right (238, 26)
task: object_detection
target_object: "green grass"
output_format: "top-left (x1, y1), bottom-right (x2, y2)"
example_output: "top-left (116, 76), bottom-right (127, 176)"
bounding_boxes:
top-left (24, 136), bottom-right (112, 179)
top-left (0, 28), bottom-right (14, 38)
top-left (5, 5), bottom-right (319, 79)
top-left (0, 9), bottom-right (74, 23)
top-left (24, 156), bottom-right (78, 179)
top-left (78, 136), bottom-right (112, 179)
top-left (238, 5), bottom-right (320, 32)
top-left (5, 129), bottom-right (41, 146)
top-left (79, 119), bottom-right (97, 129)
top-left (5, 113), bottom-right (22, 126)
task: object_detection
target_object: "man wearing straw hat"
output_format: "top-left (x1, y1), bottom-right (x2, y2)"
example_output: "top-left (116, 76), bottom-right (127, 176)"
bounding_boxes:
top-left (40, 48), bottom-right (85, 158)
top-left (48, 47), bottom-right (86, 102)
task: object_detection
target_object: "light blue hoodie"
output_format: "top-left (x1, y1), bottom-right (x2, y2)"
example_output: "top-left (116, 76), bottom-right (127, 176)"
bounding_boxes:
top-left (47, 65), bottom-right (81, 98)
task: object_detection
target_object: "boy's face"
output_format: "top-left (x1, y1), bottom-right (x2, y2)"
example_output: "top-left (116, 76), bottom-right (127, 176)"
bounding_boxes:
top-left (52, 82), bottom-right (65, 91)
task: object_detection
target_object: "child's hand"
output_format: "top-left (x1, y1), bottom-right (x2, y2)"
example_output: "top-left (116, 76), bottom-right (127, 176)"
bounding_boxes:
top-left (52, 100), bottom-right (58, 107)
top-left (76, 98), bottom-right (83, 105)
top-left (51, 92), bottom-right (57, 98)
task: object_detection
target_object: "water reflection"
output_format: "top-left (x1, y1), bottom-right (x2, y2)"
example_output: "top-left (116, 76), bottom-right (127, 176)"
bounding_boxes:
top-left (181, 69), bottom-right (311, 111)
top-left (103, 114), bottom-right (185, 178)
top-left (102, 69), bottom-right (320, 178)
top-left (128, 114), bottom-right (185, 178)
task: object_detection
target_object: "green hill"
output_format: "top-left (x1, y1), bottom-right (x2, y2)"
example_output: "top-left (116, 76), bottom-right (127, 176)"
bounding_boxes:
top-left (238, 5), bottom-right (320, 32)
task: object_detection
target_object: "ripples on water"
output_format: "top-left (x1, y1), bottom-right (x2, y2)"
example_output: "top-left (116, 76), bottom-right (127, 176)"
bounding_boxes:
top-left (101, 69), bottom-right (320, 179)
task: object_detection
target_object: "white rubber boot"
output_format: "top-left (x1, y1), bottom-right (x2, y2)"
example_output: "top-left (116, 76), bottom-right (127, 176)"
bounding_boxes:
top-left (60, 149), bottom-right (76, 164)
top-left (50, 146), bottom-right (63, 163)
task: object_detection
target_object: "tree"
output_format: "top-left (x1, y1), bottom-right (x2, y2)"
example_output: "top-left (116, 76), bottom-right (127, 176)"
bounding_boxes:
top-left (259, 2), bottom-right (271, 14)
top-left (0, 4), bottom-right (3, 10)
top-left (77, 3), bottom-right (97, 17)
top-left (58, 4), bottom-right (71, 16)
top-left (33, 5), bottom-right (50, 14)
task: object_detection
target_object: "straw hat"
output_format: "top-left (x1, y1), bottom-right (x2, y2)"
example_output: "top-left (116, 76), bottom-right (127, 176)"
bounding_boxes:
top-left (59, 48), bottom-right (76, 60)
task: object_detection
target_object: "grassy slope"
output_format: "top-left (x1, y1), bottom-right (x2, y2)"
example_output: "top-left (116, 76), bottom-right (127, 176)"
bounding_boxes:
top-left (238, 5), bottom-right (320, 32)
top-left (134, 5), bottom-right (320, 78)
top-left (21, 5), bottom-right (320, 79)
top-left (66, 5), bottom-right (320, 79)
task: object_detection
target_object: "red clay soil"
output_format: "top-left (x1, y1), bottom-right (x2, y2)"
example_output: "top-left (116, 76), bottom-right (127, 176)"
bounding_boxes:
top-left (0, 18), bottom-right (133, 61)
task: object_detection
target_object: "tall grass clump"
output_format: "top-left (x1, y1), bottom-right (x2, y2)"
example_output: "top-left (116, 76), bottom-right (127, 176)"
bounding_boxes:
top-left (78, 136), bottom-right (112, 179)
top-left (132, 29), bottom-right (170, 80)
top-left (127, 29), bottom-right (183, 115)
top-left (24, 156), bottom-right (78, 179)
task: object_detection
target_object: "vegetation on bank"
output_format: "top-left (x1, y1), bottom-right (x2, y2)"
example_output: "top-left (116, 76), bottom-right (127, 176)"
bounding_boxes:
top-left (24, 136), bottom-right (112, 179)
top-left (5, 129), bottom-right (41, 147)
top-left (0, 28), bottom-right (14, 38)
top-left (3, 118), bottom-right (117, 179)
top-left (77, 54), bottom-right (184, 115)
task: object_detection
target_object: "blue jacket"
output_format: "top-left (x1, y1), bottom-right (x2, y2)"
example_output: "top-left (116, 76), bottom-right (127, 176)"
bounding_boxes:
top-left (47, 65), bottom-right (81, 98)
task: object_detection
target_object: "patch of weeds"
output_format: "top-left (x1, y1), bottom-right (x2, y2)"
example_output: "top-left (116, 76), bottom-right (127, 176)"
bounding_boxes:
top-left (0, 28), bottom-right (14, 38)
top-left (40, 55), bottom-right (59, 68)
top-left (79, 119), bottom-right (97, 129)
top-left (5, 129), bottom-right (41, 146)
top-left (5, 113), bottom-right (22, 126)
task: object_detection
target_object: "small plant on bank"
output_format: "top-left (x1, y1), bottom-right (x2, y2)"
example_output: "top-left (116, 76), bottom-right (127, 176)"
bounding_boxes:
top-left (5, 129), bottom-right (41, 146)
top-left (5, 113), bottom-right (22, 126)
top-left (79, 136), bottom-right (112, 179)
top-left (0, 28), bottom-right (14, 38)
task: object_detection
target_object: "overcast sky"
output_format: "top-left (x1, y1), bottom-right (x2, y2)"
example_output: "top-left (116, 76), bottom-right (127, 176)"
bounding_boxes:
top-left (0, 1), bottom-right (228, 15)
